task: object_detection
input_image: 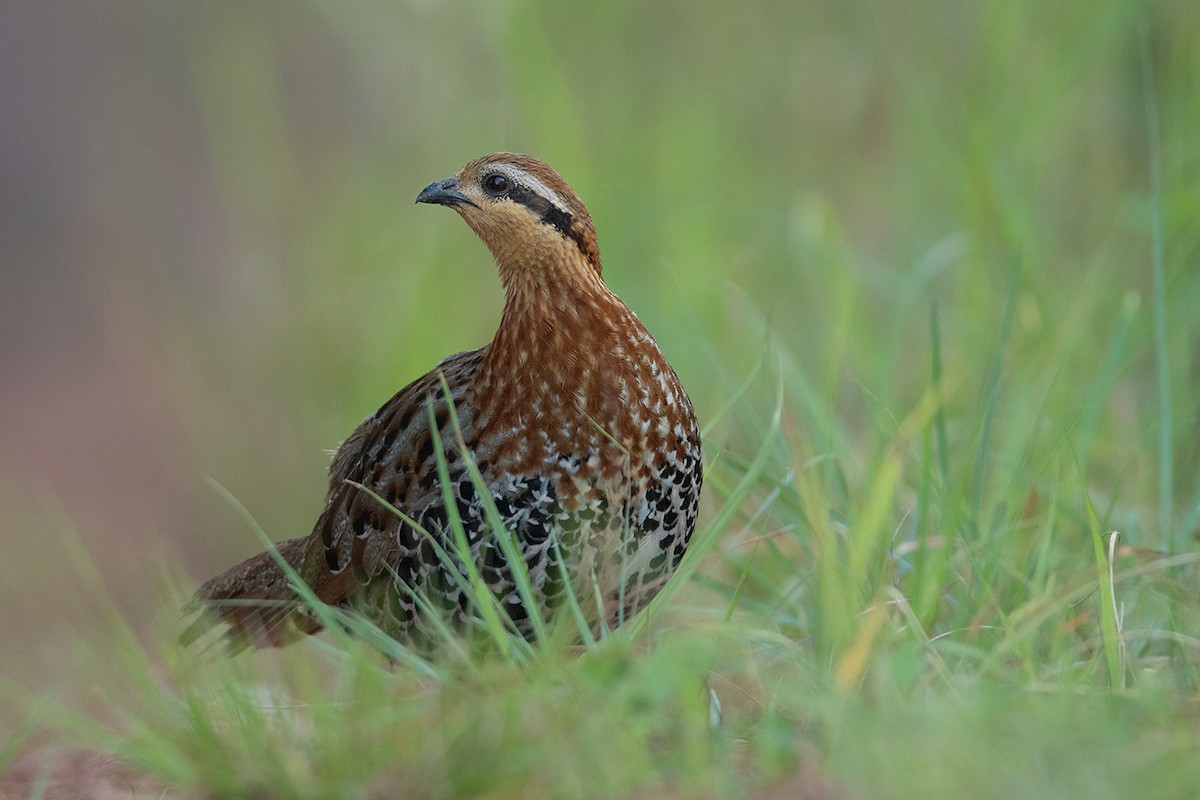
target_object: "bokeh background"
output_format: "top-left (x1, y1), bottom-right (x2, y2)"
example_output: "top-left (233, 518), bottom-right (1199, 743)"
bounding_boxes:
top-left (2, 0), bottom-right (1197, 690)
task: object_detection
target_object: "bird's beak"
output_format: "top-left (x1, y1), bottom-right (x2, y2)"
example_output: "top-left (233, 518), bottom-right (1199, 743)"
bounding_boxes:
top-left (416, 176), bottom-right (475, 208)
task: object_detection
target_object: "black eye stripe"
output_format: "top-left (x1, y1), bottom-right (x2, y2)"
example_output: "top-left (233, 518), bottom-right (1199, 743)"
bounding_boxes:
top-left (540, 204), bottom-right (588, 253)
top-left (514, 190), bottom-right (587, 253)
top-left (486, 170), bottom-right (590, 256)
top-left (507, 183), bottom-right (533, 205)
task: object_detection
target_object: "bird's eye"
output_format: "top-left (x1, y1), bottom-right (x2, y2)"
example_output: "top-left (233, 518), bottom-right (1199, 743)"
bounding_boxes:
top-left (482, 173), bottom-right (510, 196)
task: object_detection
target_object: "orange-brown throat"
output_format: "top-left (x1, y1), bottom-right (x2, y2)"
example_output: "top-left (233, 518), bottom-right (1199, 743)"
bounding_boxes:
top-left (475, 258), bottom-right (660, 460)
top-left (483, 259), bottom-right (630, 388)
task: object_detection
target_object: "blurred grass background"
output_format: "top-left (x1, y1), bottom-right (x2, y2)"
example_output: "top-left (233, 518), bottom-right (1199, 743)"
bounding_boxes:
top-left (3, 0), bottom-right (1200, 797)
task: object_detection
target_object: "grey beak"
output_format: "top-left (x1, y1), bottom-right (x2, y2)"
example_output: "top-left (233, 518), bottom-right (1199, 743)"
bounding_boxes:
top-left (416, 176), bottom-right (474, 208)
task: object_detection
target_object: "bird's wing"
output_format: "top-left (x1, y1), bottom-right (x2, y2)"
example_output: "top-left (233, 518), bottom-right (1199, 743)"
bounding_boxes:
top-left (310, 346), bottom-right (488, 602)
top-left (187, 347), bottom-right (487, 647)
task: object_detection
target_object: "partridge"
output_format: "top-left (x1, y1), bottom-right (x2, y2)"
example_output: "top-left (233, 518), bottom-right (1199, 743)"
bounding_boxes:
top-left (189, 154), bottom-right (703, 648)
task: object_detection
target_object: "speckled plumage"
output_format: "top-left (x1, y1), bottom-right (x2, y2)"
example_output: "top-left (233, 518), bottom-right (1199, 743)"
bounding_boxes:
top-left (189, 154), bottom-right (702, 648)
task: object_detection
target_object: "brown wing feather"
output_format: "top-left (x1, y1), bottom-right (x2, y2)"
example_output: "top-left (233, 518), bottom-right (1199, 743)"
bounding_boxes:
top-left (316, 348), bottom-right (485, 584)
top-left (181, 535), bottom-right (322, 648)
top-left (187, 348), bottom-right (487, 647)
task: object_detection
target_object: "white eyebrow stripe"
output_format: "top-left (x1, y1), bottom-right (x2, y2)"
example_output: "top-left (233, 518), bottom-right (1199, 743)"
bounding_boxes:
top-left (492, 163), bottom-right (570, 214)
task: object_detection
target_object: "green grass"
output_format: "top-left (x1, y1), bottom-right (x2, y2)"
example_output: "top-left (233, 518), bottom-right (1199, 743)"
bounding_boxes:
top-left (5, 0), bottom-right (1200, 797)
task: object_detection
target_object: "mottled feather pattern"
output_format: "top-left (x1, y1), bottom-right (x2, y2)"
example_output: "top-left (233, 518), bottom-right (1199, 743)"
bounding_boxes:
top-left (190, 153), bottom-right (702, 648)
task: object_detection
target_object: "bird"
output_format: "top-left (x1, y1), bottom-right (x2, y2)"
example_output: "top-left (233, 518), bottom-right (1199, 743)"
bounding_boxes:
top-left (186, 153), bottom-right (703, 650)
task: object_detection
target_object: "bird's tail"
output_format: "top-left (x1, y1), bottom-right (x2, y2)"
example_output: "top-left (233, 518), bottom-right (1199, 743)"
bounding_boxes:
top-left (181, 536), bottom-right (324, 650)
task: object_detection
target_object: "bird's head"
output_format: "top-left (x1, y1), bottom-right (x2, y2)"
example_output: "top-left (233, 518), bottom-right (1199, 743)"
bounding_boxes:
top-left (417, 153), bottom-right (602, 288)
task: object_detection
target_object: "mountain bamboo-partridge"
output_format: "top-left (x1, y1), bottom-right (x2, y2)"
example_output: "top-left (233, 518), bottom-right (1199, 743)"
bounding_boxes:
top-left (189, 154), bottom-right (703, 648)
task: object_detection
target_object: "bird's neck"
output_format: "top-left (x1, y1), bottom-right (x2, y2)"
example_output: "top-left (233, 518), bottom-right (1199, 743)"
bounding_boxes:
top-left (475, 256), bottom-right (660, 430)
top-left (486, 260), bottom-right (638, 372)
